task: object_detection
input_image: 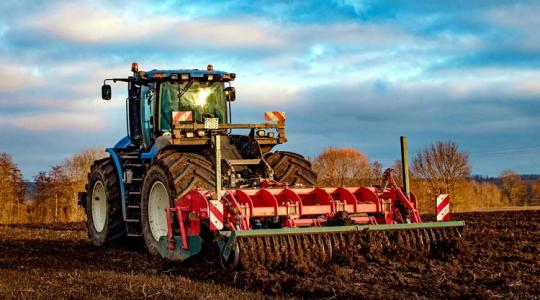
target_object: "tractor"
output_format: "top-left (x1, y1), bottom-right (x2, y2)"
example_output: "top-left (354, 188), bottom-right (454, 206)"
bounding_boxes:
top-left (79, 63), bottom-right (464, 270)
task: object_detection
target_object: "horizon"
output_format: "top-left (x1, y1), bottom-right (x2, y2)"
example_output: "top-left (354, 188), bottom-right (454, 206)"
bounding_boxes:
top-left (18, 172), bottom-right (540, 184)
top-left (0, 1), bottom-right (539, 179)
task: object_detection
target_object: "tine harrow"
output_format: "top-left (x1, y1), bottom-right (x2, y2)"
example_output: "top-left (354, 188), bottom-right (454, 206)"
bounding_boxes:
top-left (221, 221), bottom-right (465, 270)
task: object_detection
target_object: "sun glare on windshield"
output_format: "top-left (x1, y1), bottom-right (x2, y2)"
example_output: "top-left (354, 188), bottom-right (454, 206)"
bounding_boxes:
top-left (196, 88), bottom-right (211, 107)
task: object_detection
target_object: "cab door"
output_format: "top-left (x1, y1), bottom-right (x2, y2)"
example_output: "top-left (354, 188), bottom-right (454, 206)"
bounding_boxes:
top-left (140, 83), bottom-right (156, 149)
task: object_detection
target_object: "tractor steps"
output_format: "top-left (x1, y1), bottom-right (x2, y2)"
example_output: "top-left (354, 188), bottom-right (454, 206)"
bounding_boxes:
top-left (117, 150), bottom-right (146, 238)
top-left (126, 218), bottom-right (142, 237)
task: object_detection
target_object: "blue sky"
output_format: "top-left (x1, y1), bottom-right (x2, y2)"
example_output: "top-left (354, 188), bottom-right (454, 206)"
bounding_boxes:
top-left (0, 0), bottom-right (539, 179)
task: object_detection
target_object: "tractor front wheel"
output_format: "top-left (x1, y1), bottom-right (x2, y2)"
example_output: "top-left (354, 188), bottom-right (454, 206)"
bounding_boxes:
top-left (140, 151), bottom-right (216, 256)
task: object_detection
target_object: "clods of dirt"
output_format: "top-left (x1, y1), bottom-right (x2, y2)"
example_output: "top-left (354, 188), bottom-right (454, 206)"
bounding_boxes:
top-left (0, 210), bottom-right (539, 299)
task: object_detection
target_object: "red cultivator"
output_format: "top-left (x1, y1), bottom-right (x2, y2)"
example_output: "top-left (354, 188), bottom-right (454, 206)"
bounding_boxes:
top-left (158, 169), bottom-right (465, 269)
top-left (178, 171), bottom-right (420, 230)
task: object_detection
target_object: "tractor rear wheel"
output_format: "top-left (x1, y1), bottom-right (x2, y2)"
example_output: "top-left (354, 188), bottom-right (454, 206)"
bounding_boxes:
top-left (265, 151), bottom-right (317, 187)
top-left (140, 151), bottom-right (216, 256)
top-left (85, 158), bottom-right (126, 246)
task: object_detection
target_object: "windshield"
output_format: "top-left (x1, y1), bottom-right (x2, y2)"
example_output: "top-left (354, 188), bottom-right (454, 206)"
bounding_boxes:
top-left (159, 81), bottom-right (227, 132)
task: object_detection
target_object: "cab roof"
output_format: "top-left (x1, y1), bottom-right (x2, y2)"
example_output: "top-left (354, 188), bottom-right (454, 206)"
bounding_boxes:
top-left (143, 68), bottom-right (235, 81)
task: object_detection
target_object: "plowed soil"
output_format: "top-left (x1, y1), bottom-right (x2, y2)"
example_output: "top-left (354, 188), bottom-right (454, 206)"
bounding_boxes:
top-left (1, 210), bottom-right (539, 299)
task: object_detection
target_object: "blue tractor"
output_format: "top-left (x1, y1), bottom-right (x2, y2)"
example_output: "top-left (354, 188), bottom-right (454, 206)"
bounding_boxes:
top-left (80, 63), bottom-right (464, 269)
top-left (79, 63), bottom-right (316, 257)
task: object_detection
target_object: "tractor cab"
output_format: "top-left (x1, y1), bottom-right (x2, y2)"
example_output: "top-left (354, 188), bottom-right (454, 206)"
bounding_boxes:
top-left (102, 64), bottom-right (237, 149)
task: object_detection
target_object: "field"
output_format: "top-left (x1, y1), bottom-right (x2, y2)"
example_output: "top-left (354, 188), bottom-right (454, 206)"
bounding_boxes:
top-left (0, 210), bottom-right (539, 299)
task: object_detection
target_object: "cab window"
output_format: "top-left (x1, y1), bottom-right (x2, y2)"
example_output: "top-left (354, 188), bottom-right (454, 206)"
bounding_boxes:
top-left (159, 81), bottom-right (226, 132)
top-left (140, 84), bottom-right (155, 147)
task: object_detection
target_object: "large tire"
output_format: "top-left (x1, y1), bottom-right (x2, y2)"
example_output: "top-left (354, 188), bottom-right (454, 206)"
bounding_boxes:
top-left (265, 151), bottom-right (317, 187)
top-left (85, 158), bottom-right (126, 246)
top-left (140, 151), bottom-right (216, 256)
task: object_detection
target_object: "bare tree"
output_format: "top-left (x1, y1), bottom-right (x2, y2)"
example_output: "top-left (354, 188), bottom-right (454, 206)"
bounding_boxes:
top-left (392, 160), bottom-right (404, 186)
top-left (0, 148), bottom-right (105, 224)
top-left (62, 148), bottom-right (106, 222)
top-left (49, 165), bottom-right (74, 222)
top-left (312, 147), bottom-right (373, 186)
top-left (0, 153), bottom-right (26, 224)
top-left (411, 141), bottom-right (471, 198)
top-left (475, 182), bottom-right (504, 208)
top-left (370, 161), bottom-right (384, 181)
top-left (62, 148), bottom-right (106, 184)
top-left (33, 171), bottom-right (50, 223)
top-left (500, 170), bottom-right (526, 205)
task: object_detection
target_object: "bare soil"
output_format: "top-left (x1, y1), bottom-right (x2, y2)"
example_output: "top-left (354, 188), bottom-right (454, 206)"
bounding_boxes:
top-left (1, 210), bottom-right (539, 299)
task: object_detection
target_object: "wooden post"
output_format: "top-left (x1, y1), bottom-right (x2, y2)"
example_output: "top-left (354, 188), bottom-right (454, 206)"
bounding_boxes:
top-left (400, 136), bottom-right (411, 200)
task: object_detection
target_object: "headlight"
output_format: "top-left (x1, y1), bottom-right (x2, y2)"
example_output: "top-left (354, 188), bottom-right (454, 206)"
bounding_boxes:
top-left (267, 131), bottom-right (275, 138)
top-left (185, 131), bottom-right (194, 138)
top-left (256, 130), bottom-right (266, 137)
top-left (197, 130), bottom-right (205, 137)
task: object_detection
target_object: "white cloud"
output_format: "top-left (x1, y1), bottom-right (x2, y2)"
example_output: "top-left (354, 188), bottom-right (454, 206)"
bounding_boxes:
top-left (0, 63), bottom-right (41, 92)
top-left (485, 4), bottom-right (540, 30)
top-left (174, 20), bottom-right (283, 48)
top-left (517, 80), bottom-right (540, 95)
top-left (23, 2), bottom-right (283, 48)
top-left (483, 3), bottom-right (540, 51)
top-left (0, 112), bottom-right (107, 132)
top-left (25, 2), bottom-right (174, 44)
top-left (235, 78), bottom-right (301, 106)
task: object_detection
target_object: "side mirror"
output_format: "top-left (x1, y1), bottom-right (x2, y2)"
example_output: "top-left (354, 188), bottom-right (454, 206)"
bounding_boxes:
top-left (224, 86), bottom-right (236, 102)
top-left (102, 84), bottom-right (112, 100)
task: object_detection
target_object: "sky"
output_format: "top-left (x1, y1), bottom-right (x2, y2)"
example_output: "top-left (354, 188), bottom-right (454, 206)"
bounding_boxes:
top-left (0, 0), bottom-right (539, 179)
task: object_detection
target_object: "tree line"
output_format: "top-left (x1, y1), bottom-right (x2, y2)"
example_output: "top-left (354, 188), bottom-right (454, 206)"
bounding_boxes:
top-left (312, 142), bottom-right (540, 213)
top-left (0, 149), bottom-right (105, 224)
top-left (0, 141), bottom-right (539, 224)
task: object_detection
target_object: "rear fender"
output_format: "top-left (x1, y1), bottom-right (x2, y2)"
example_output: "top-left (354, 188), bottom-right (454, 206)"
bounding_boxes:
top-left (113, 136), bottom-right (133, 149)
top-left (106, 148), bottom-right (127, 220)
top-left (140, 144), bottom-right (160, 160)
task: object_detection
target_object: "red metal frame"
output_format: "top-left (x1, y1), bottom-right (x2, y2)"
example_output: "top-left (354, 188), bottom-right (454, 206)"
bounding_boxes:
top-left (164, 171), bottom-right (424, 250)
top-left (165, 207), bottom-right (188, 250)
top-left (167, 181), bottom-right (421, 238)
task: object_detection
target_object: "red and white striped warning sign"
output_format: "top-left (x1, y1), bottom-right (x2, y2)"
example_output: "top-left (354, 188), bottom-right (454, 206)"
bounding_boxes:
top-left (208, 200), bottom-right (224, 230)
top-left (264, 111), bottom-right (286, 122)
top-left (172, 111), bottom-right (193, 123)
top-left (436, 194), bottom-right (451, 221)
